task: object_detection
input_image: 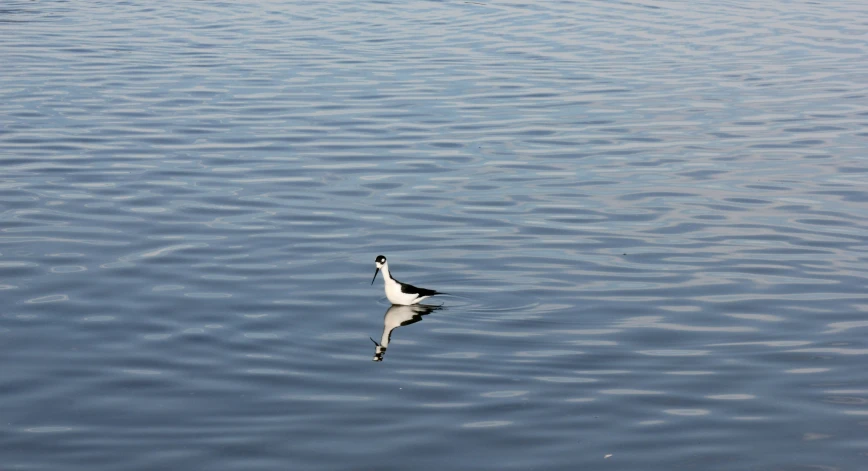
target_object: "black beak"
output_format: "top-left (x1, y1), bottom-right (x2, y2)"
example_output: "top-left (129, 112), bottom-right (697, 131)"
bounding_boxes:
top-left (371, 267), bottom-right (380, 285)
top-left (370, 337), bottom-right (380, 346)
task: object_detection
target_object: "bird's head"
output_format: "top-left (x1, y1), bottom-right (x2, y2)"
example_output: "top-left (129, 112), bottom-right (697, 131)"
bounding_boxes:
top-left (370, 337), bottom-right (386, 362)
top-left (371, 255), bottom-right (387, 284)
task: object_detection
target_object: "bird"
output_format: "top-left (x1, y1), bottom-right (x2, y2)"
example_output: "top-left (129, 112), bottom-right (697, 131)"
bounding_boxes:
top-left (371, 255), bottom-right (445, 305)
top-left (370, 304), bottom-right (441, 361)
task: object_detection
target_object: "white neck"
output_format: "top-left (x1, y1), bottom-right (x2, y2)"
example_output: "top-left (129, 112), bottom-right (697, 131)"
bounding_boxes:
top-left (380, 262), bottom-right (393, 283)
top-left (379, 329), bottom-right (391, 348)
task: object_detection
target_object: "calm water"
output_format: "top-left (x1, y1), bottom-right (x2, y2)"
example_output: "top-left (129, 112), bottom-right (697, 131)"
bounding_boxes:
top-left (2, 0), bottom-right (868, 469)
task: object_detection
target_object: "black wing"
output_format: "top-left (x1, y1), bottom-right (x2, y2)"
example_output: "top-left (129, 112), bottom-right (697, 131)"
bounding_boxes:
top-left (399, 281), bottom-right (442, 298)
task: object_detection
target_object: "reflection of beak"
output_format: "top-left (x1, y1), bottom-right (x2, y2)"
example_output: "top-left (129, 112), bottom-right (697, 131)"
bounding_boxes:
top-left (371, 267), bottom-right (380, 285)
top-left (370, 337), bottom-right (380, 346)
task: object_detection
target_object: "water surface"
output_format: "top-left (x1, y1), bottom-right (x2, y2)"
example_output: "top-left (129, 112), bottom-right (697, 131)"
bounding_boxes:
top-left (2, 1), bottom-right (868, 469)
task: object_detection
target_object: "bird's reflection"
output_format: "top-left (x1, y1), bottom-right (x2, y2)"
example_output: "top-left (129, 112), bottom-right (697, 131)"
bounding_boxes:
top-left (371, 304), bottom-right (442, 362)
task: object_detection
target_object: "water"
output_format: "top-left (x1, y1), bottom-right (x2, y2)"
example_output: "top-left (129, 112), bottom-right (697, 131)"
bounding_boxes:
top-left (2, 0), bottom-right (868, 469)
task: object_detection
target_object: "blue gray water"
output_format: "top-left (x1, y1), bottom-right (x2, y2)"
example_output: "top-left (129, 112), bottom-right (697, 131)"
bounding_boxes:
top-left (2, 1), bottom-right (868, 469)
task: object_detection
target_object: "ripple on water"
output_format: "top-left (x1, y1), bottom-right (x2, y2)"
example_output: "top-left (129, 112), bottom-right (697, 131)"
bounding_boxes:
top-left (461, 421), bottom-right (513, 429)
top-left (664, 409), bottom-right (711, 417)
top-left (481, 390), bottom-right (528, 398)
top-left (25, 294), bottom-right (68, 304)
top-left (50, 265), bottom-right (87, 273)
top-left (23, 427), bottom-right (73, 434)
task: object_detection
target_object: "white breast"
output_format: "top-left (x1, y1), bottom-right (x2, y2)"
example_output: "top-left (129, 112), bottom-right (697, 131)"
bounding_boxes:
top-left (384, 279), bottom-right (421, 305)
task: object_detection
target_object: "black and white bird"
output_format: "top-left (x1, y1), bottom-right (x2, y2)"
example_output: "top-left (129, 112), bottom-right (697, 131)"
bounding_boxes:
top-left (371, 255), bottom-right (445, 305)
